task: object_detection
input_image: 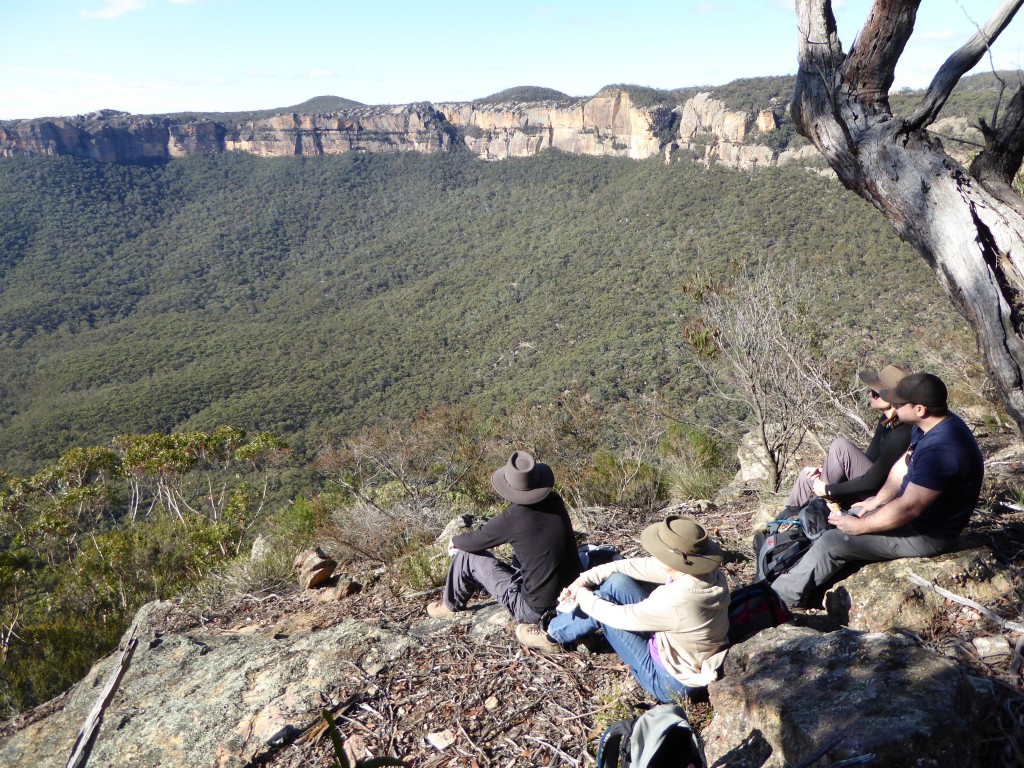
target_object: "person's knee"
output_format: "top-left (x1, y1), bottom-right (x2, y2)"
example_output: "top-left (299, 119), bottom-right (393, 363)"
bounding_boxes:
top-left (829, 436), bottom-right (857, 452)
top-left (599, 572), bottom-right (644, 604)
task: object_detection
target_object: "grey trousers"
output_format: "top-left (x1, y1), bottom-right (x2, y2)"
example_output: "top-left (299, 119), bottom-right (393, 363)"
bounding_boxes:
top-left (443, 550), bottom-right (544, 624)
top-left (785, 437), bottom-right (875, 508)
top-left (772, 526), bottom-right (956, 608)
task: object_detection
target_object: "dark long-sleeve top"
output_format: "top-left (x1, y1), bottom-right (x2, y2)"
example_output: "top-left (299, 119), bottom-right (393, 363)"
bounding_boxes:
top-left (824, 416), bottom-right (913, 502)
top-left (451, 493), bottom-right (581, 614)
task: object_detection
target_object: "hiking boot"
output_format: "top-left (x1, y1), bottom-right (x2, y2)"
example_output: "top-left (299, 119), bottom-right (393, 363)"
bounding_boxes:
top-left (427, 599), bottom-right (456, 618)
top-left (515, 623), bottom-right (560, 653)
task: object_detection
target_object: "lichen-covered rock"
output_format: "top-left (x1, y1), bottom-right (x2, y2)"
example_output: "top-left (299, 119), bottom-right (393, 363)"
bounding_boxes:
top-left (705, 625), bottom-right (996, 768)
top-left (824, 546), bottom-right (1013, 633)
top-left (0, 601), bottom-right (419, 768)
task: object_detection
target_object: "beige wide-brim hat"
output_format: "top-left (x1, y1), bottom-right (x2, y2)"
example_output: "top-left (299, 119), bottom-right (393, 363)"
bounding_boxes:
top-left (490, 451), bottom-right (554, 505)
top-left (640, 515), bottom-right (725, 575)
top-left (858, 364), bottom-right (912, 392)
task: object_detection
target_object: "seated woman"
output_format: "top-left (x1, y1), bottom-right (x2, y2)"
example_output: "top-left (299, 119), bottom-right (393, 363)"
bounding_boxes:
top-left (783, 364), bottom-right (913, 512)
top-left (518, 516), bottom-right (730, 703)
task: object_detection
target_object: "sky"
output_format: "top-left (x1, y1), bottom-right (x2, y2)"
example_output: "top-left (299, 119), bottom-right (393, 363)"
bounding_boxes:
top-left (2, 0), bottom-right (1024, 120)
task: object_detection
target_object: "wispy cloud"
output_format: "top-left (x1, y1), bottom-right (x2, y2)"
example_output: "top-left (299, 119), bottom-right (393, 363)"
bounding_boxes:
top-left (694, 2), bottom-right (716, 14)
top-left (308, 70), bottom-right (335, 79)
top-left (81, 0), bottom-right (146, 20)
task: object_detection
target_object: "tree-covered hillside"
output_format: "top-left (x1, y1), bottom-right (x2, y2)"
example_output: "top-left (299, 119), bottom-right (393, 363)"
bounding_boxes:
top-left (0, 150), bottom-right (973, 472)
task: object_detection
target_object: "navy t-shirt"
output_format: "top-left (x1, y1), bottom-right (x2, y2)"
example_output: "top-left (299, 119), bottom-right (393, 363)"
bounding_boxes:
top-left (900, 413), bottom-right (983, 538)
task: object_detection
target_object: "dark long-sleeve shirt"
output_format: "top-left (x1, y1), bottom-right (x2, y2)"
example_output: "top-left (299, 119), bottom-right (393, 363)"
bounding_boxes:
top-left (452, 493), bottom-right (580, 613)
top-left (824, 417), bottom-right (912, 502)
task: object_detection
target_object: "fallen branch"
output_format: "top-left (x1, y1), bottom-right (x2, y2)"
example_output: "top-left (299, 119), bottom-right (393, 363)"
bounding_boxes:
top-left (907, 572), bottom-right (1024, 633)
top-left (524, 735), bottom-right (580, 766)
top-left (65, 623), bottom-right (139, 768)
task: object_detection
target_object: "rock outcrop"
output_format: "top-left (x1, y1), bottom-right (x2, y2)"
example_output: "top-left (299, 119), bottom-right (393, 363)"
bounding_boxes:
top-left (705, 624), bottom-right (997, 767)
top-left (0, 598), bottom-right (1003, 768)
top-left (0, 601), bottom-right (420, 768)
top-left (825, 546), bottom-right (1014, 633)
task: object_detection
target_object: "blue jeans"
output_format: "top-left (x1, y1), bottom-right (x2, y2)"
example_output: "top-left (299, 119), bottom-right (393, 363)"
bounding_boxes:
top-left (547, 572), bottom-right (697, 703)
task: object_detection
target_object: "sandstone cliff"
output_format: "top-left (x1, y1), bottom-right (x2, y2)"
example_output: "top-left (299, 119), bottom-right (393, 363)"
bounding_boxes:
top-left (0, 87), bottom-right (987, 173)
top-left (0, 89), bottom-right (815, 170)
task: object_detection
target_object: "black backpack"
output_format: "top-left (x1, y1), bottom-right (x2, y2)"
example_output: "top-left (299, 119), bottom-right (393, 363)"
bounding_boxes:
top-left (727, 580), bottom-right (792, 643)
top-left (596, 705), bottom-right (706, 768)
top-left (753, 498), bottom-right (833, 583)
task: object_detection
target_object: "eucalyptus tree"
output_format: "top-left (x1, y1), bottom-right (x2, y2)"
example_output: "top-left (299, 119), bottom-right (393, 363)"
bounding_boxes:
top-left (793, 0), bottom-right (1024, 428)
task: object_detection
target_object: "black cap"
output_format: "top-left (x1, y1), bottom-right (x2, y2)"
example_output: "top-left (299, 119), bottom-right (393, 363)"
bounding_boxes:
top-left (880, 372), bottom-right (947, 408)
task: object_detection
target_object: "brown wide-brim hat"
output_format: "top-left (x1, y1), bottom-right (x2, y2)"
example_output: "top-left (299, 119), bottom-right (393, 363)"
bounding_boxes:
top-left (858, 364), bottom-right (912, 392)
top-left (491, 451), bottom-right (555, 505)
top-left (640, 515), bottom-right (724, 575)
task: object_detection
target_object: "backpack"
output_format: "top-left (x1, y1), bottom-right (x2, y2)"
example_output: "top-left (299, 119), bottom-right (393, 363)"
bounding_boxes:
top-left (753, 498), bottom-right (833, 583)
top-left (727, 580), bottom-right (792, 644)
top-left (596, 705), bottom-right (707, 768)
top-left (578, 544), bottom-right (624, 571)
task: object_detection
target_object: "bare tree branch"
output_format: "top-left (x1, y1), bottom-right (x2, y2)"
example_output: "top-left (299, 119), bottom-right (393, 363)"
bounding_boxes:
top-left (842, 0), bottom-right (920, 108)
top-left (909, 0), bottom-right (1024, 128)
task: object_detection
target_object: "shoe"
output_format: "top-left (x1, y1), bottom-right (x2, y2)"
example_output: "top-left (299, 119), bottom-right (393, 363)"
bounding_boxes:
top-left (515, 623), bottom-right (560, 652)
top-left (427, 599), bottom-right (456, 618)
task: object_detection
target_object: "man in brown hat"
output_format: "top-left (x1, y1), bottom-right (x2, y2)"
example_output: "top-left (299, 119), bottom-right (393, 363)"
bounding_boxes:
top-left (519, 515), bottom-right (730, 703)
top-left (426, 451), bottom-right (581, 630)
top-left (773, 372), bottom-right (984, 609)
top-left (781, 364), bottom-right (913, 512)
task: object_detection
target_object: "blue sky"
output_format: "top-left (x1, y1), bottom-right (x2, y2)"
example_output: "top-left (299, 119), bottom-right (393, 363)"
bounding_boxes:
top-left (2, 0), bottom-right (1023, 119)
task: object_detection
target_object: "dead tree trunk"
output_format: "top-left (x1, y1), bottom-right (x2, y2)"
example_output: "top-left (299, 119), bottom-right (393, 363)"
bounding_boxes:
top-left (793, 0), bottom-right (1024, 431)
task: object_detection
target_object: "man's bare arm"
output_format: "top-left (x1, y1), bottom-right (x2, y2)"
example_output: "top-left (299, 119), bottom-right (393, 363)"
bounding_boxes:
top-left (831, 482), bottom-right (940, 535)
top-left (854, 453), bottom-right (909, 513)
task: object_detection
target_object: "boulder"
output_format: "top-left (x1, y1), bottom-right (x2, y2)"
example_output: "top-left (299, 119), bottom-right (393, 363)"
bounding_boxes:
top-left (824, 546), bottom-right (1013, 633)
top-left (293, 547), bottom-right (336, 589)
top-left (705, 625), bottom-right (996, 767)
top-left (436, 513), bottom-right (475, 547)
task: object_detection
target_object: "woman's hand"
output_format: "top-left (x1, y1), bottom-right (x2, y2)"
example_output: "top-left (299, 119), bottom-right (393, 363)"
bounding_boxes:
top-left (559, 577), bottom-right (587, 602)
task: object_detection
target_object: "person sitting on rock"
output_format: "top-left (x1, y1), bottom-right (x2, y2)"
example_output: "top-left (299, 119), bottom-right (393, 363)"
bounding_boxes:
top-left (517, 516), bottom-right (730, 704)
top-left (782, 364), bottom-right (913, 512)
top-left (426, 451), bottom-right (581, 635)
top-left (772, 372), bottom-right (984, 609)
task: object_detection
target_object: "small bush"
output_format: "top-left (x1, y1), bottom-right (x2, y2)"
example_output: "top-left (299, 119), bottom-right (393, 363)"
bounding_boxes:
top-left (660, 424), bottom-right (731, 502)
top-left (394, 545), bottom-right (450, 592)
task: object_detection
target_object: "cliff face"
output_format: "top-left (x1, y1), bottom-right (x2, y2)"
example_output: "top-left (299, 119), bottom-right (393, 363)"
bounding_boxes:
top-left (0, 90), bottom-right (818, 170)
top-left (438, 89), bottom-right (672, 160)
top-left (0, 105), bottom-right (453, 161)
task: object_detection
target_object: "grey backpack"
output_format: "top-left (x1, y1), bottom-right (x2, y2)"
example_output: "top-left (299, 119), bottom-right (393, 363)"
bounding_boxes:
top-left (596, 704), bottom-right (706, 768)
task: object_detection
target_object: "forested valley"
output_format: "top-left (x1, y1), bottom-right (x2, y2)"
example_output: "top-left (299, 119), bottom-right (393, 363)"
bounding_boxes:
top-left (0, 142), bottom-right (984, 716)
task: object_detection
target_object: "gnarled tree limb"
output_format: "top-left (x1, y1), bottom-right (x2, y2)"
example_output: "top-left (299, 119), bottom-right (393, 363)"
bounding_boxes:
top-left (843, 0), bottom-right (920, 109)
top-left (909, 0), bottom-right (1024, 128)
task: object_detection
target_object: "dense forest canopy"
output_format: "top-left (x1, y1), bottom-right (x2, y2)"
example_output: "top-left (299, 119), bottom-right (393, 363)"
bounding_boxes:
top-left (0, 149), bottom-right (975, 473)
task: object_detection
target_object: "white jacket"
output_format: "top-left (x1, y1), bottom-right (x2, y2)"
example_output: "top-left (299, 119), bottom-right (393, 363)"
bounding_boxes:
top-left (575, 557), bottom-right (730, 686)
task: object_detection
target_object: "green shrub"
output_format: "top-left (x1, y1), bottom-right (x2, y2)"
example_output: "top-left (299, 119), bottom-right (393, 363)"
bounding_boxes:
top-left (394, 545), bottom-right (450, 592)
top-left (659, 424), bottom-right (731, 502)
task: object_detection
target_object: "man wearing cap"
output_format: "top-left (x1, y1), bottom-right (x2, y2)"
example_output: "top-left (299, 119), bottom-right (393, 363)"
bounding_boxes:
top-left (781, 364), bottom-right (913, 511)
top-left (519, 516), bottom-right (730, 703)
top-left (772, 372), bottom-right (984, 609)
top-left (427, 451), bottom-right (581, 630)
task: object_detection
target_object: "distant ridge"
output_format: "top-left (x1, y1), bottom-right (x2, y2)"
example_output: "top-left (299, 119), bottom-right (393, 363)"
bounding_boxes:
top-left (283, 95), bottom-right (366, 113)
top-left (474, 86), bottom-right (573, 104)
